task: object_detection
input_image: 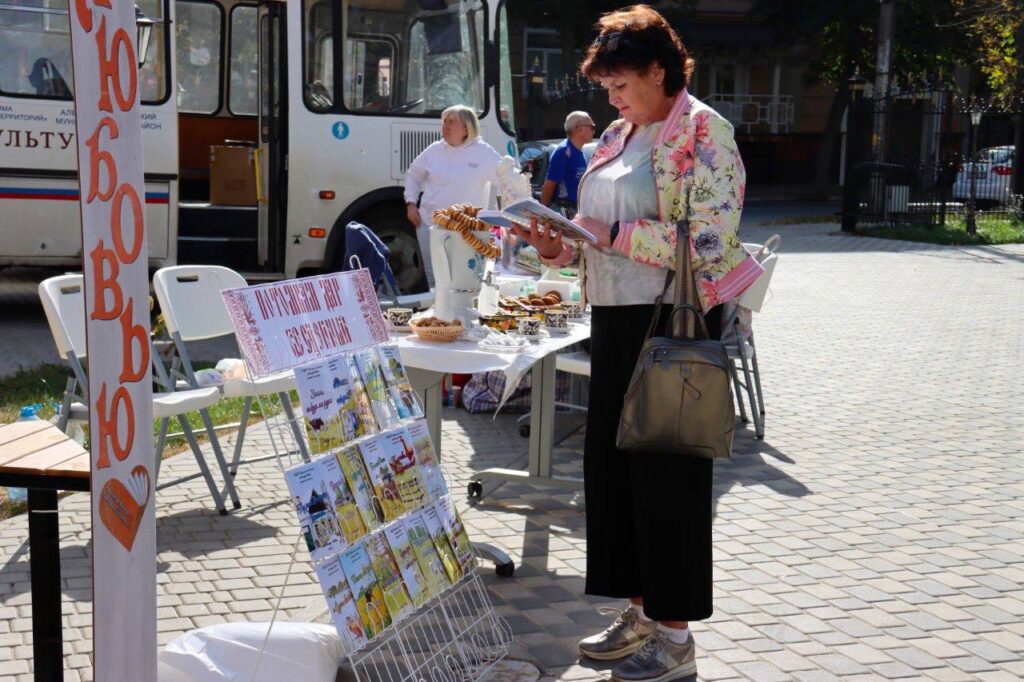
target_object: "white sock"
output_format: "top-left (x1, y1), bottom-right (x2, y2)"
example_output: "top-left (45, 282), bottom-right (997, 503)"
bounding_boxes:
top-left (629, 602), bottom-right (653, 623)
top-left (657, 624), bottom-right (690, 644)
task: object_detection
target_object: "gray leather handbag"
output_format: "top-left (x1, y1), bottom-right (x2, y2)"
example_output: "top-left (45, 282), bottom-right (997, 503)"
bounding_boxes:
top-left (615, 224), bottom-right (735, 459)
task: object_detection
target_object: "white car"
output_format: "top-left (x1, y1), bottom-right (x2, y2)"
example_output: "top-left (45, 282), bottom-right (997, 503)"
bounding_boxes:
top-left (952, 146), bottom-right (1016, 207)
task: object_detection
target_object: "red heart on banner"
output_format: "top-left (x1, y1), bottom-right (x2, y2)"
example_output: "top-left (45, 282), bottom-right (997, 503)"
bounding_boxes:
top-left (98, 465), bottom-right (151, 552)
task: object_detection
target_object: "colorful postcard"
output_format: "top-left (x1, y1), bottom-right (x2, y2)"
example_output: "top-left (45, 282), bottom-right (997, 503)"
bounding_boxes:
top-left (358, 436), bottom-right (406, 522)
top-left (284, 461), bottom-right (344, 562)
top-left (405, 512), bottom-right (452, 597)
top-left (352, 349), bottom-right (400, 430)
top-left (343, 354), bottom-right (381, 438)
top-left (295, 356), bottom-right (375, 450)
top-left (434, 496), bottom-right (475, 573)
top-left (420, 503), bottom-right (464, 584)
top-left (365, 530), bottom-right (413, 622)
top-left (384, 520), bottom-right (430, 607)
top-left (314, 556), bottom-right (368, 652)
top-left (406, 420), bottom-right (448, 500)
top-left (378, 345), bottom-right (424, 420)
top-left (380, 428), bottom-right (429, 509)
top-left (338, 541), bottom-right (392, 639)
top-left (336, 444), bottom-right (385, 531)
top-left (318, 452), bottom-right (367, 543)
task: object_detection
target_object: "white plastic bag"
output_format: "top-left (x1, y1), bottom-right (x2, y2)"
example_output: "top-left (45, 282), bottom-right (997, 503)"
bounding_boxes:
top-left (193, 368), bottom-right (224, 387)
top-left (159, 622), bottom-right (344, 682)
top-left (215, 358), bottom-right (249, 382)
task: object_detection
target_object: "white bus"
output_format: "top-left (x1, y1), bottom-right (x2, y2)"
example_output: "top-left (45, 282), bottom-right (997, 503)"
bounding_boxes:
top-left (0, 0), bottom-right (518, 292)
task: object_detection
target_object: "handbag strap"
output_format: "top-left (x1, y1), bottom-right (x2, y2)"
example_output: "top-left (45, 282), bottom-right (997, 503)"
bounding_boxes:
top-left (641, 221), bottom-right (701, 342)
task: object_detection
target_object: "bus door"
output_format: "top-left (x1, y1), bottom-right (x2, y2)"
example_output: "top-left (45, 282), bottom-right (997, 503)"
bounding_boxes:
top-left (258, 1), bottom-right (287, 273)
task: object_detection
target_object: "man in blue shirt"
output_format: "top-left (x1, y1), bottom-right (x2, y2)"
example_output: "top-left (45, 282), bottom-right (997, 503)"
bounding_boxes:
top-left (541, 111), bottom-right (595, 211)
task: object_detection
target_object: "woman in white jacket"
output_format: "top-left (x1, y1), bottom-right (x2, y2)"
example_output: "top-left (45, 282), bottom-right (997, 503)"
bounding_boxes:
top-left (404, 105), bottom-right (502, 286)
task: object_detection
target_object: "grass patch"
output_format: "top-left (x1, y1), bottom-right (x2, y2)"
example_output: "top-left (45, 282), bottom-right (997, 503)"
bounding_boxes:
top-left (855, 215), bottom-right (1024, 246)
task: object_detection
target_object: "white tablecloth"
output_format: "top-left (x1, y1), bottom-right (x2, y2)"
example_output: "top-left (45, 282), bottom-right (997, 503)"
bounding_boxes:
top-left (391, 319), bottom-right (590, 403)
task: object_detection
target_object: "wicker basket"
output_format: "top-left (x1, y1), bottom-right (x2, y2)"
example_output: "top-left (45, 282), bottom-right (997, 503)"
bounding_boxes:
top-left (410, 321), bottom-right (464, 342)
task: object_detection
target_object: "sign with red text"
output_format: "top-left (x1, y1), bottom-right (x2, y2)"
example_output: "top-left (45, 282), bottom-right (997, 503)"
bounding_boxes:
top-left (69, 2), bottom-right (156, 679)
top-left (222, 270), bottom-right (388, 377)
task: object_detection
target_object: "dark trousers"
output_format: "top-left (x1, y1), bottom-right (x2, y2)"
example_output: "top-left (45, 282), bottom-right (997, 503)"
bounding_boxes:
top-left (583, 304), bottom-right (720, 622)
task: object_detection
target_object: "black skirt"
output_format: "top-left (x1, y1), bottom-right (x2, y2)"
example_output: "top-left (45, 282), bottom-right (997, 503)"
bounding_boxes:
top-left (583, 303), bottom-right (719, 622)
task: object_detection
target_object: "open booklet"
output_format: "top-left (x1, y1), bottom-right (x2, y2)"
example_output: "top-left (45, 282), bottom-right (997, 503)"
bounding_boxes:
top-left (478, 198), bottom-right (598, 243)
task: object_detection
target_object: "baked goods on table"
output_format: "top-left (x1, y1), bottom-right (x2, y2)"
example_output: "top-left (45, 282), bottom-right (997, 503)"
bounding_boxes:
top-left (410, 316), bottom-right (465, 342)
top-left (431, 204), bottom-right (502, 260)
top-left (498, 290), bottom-right (564, 311)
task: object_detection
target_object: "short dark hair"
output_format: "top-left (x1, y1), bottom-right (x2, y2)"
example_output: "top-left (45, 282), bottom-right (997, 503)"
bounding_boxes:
top-left (579, 4), bottom-right (694, 97)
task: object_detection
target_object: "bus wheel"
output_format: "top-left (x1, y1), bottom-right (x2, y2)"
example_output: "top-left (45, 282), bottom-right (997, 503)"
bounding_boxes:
top-left (366, 209), bottom-right (427, 293)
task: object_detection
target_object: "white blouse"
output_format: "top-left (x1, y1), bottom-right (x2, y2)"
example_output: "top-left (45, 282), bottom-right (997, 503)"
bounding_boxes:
top-left (577, 122), bottom-right (672, 306)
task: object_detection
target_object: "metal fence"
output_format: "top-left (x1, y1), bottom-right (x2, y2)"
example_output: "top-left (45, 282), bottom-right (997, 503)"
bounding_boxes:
top-left (845, 86), bottom-right (1022, 230)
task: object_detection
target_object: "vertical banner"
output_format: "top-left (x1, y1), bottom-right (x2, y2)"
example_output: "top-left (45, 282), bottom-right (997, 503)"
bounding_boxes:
top-left (69, 2), bottom-right (156, 679)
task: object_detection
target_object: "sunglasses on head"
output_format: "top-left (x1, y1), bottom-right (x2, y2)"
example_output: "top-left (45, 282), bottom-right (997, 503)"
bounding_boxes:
top-left (592, 31), bottom-right (651, 54)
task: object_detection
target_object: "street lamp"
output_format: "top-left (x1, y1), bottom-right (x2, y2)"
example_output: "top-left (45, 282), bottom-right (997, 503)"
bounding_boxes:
top-left (135, 6), bottom-right (155, 69)
top-left (966, 107), bottom-right (983, 235)
top-left (841, 70), bottom-right (868, 232)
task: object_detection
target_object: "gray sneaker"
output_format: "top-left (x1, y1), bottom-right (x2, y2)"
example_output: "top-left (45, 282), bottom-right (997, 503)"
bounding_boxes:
top-left (578, 606), bottom-right (657, 661)
top-left (611, 628), bottom-right (696, 681)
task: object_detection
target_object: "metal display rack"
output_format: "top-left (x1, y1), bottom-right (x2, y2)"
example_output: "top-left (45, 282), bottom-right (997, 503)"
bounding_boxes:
top-left (246, 357), bottom-right (512, 682)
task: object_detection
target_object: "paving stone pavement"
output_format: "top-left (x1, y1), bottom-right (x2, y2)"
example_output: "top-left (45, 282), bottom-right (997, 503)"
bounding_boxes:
top-left (2, 224), bottom-right (1024, 681)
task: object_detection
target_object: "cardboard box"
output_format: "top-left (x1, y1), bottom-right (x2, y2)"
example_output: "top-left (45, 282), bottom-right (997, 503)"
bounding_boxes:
top-left (209, 145), bottom-right (257, 206)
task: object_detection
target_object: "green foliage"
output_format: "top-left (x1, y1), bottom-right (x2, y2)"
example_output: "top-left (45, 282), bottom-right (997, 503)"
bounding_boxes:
top-left (754, 0), bottom-right (971, 86)
top-left (953, 0), bottom-right (1023, 101)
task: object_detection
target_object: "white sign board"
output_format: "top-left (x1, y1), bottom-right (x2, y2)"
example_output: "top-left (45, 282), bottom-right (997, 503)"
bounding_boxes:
top-left (69, 2), bottom-right (156, 679)
top-left (222, 270), bottom-right (389, 377)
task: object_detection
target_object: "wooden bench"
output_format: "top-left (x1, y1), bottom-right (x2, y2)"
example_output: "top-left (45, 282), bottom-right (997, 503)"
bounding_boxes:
top-left (0, 420), bottom-right (89, 682)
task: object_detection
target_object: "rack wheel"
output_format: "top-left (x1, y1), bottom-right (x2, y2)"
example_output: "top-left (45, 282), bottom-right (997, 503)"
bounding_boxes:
top-left (467, 480), bottom-right (483, 499)
top-left (519, 424), bottom-right (530, 437)
top-left (495, 561), bottom-right (515, 578)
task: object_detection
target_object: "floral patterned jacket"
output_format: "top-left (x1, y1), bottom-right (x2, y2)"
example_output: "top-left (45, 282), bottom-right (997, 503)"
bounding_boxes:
top-left (549, 89), bottom-right (763, 311)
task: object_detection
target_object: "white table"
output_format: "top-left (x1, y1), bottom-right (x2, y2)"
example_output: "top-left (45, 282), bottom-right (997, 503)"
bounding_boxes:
top-left (393, 321), bottom-right (590, 575)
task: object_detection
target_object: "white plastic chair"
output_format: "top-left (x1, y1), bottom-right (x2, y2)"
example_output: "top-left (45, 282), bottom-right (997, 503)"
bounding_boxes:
top-left (152, 265), bottom-right (311, 478)
top-left (38, 274), bottom-right (238, 514)
top-left (724, 235), bottom-right (779, 439)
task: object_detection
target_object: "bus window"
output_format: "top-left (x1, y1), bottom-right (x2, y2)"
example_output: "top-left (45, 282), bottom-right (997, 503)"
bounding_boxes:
top-left (138, 0), bottom-right (169, 102)
top-left (303, 0), bottom-right (334, 112)
top-left (302, 0), bottom-right (485, 117)
top-left (401, 1), bottom-right (486, 115)
top-left (228, 4), bottom-right (257, 115)
top-left (496, 1), bottom-right (516, 137)
top-left (0, 0), bottom-right (72, 98)
top-left (0, 0), bottom-right (168, 102)
top-left (176, 0), bottom-right (222, 114)
top-left (343, 38), bottom-right (394, 112)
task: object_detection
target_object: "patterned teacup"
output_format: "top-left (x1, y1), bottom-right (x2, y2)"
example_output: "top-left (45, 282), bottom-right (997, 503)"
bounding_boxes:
top-left (544, 309), bottom-right (568, 330)
top-left (517, 317), bottom-right (541, 336)
top-left (385, 308), bottom-right (413, 327)
top-left (562, 302), bottom-right (583, 318)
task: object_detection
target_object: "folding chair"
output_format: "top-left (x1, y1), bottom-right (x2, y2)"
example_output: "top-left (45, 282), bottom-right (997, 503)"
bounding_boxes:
top-left (152, 265), bottom-right (311, 478)
top-left (38, 274), bottom-right (238, 514)
top-left (723, 235), bottom-right (779, 439)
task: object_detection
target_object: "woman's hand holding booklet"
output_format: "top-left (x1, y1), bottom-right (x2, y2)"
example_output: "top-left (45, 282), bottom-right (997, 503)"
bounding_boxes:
top-left (478, 198), bottom-right (600, 243)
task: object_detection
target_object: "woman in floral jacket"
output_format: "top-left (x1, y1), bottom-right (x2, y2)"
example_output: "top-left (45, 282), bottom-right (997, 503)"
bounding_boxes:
top-left (512, 6), bottom-right (761, 682)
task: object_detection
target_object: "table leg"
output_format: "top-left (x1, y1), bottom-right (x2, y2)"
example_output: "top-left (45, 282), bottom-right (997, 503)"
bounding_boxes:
top-left (27, 488), bottom-right (63, 682)
top-left (472, 352), bottom-right (583, 495)
top-left (406, 367), bottom-right (444, 448)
